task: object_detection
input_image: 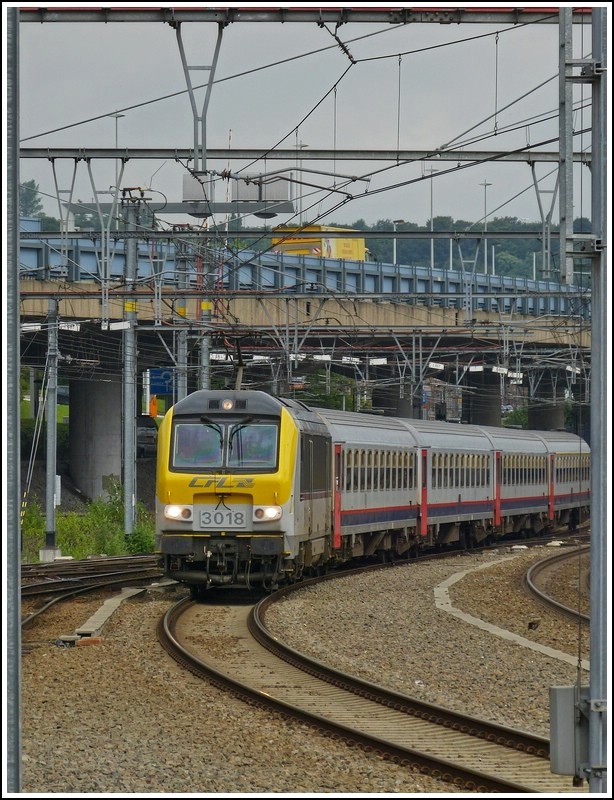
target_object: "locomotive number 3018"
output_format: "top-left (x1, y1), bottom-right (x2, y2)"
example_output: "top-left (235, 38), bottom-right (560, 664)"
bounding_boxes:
top-left (199, 508), bottom-right (247, 529)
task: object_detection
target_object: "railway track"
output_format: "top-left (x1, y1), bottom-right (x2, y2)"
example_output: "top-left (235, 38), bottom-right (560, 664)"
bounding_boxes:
top-left (20, 554), bottom-right (163, 628)
top-left (158, 570), bottom-right (585, 794)
top-left (524, 545), bottom-right (591, 624)
top-left (21, 554), bottom-right (162, 598)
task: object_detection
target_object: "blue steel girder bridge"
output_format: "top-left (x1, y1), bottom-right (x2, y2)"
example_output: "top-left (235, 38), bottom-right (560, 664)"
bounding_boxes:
top-left (19, 226), bottom-right (591, 428)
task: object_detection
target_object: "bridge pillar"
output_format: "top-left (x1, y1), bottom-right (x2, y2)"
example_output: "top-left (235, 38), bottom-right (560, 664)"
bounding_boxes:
top-left (527, 378), bottom-right (566, 431)
top-left (68, 377), bottom-right (123, 501)
top-left (372, 385), bottom-right (421, 418)
top-left (461, 370), bottom-right (501, 427)
top-left (568, 402), bottom-right (591, 444)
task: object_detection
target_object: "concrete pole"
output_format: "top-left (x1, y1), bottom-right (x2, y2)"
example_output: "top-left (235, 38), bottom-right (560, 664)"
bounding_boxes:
top-left (427, 167), bottom-right (438, 273)
top-left (123, 202), bottom-right (138, 536)
top-left (43, 298), bottom-right (60, 560)
top-left (6, 7), bottom-right (21, 791)
top-left (481, 180), bottom-right (491, 274)
top-left (587, 9), bottom-right (607, 793)
top-left (393, 219), bottom-right (404, 266)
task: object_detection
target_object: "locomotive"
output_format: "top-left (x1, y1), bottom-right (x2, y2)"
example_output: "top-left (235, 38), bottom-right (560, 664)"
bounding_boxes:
top-left (155, 389), bottom-right (590, 594)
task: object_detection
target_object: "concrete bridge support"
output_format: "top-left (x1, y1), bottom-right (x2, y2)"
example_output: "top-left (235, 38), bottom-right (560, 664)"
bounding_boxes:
top-left (527, 379), bottom-right (567, 431)
top-left (68, 377), bottom-right (123, 501)
top-left (372, 385), bottom-right (422, 419)
top-left (461, 370), bottom-right (502, 427)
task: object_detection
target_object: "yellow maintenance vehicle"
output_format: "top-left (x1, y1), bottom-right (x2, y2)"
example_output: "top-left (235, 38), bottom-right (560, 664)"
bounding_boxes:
top-left (271, 225), bottom-right (370, 261)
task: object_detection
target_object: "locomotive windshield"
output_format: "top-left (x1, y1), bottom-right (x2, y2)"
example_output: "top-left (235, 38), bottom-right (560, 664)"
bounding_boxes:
top-left (172, 420), bottom-right (278, 471)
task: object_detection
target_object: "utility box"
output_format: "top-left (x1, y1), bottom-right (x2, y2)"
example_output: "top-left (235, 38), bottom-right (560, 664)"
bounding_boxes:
top-left (549, 685), bottom-right (590, 781)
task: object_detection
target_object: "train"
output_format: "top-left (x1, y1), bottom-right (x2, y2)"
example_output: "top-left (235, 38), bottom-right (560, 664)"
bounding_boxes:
top-left (155, 389), bottom-right (590, 594)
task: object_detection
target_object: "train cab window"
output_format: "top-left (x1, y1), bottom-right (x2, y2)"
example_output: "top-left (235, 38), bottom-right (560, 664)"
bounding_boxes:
top-left (173, 423), bottom-right (223, 468)
top-left (228, 423), bottom-right (278, 469)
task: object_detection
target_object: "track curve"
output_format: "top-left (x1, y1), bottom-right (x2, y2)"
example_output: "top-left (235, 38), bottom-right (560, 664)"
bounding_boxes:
top-left (158, 567), bottom-right (586, 794)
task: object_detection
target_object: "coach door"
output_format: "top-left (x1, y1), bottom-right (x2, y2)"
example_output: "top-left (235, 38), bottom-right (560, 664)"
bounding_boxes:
top-left (333, 444), bottom-right (342, 548)
top-left (494, 450), bottom-right (502, 526)
top-left (300, 432), bottom-right (332, 537)
top-left (419, 448), bottom-right (429, 537)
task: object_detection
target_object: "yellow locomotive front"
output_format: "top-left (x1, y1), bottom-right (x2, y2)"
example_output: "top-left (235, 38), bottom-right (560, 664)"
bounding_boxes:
top-left (155, 390), bottom-right (299, 594)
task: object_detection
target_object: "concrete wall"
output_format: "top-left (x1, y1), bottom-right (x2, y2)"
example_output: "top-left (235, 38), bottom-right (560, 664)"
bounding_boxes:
top-left (68, 378), bottom-right (123, 501)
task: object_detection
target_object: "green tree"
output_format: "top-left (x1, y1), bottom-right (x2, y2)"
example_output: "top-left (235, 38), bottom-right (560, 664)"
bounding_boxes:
top-left (39, 214), bottom-right (62, 231)
top-left (20, 179), bottom-right (44, 218)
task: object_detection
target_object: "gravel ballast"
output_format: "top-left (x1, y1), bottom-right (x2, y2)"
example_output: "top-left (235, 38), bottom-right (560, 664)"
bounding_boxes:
top-left (19, 545), bottom-right (592, 795)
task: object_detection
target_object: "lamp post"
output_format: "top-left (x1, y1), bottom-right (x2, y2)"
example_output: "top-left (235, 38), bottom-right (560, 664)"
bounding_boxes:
top-left (427, 167), bottom-right (438, 273)
top-left (109, 112), bottom-right (125, 191)
top-left (393, 219), bottom-right (404, 266)
top-left (296, 140), bottom-right (308, 224)
top-left (480, 180), bottom-right (492, 274)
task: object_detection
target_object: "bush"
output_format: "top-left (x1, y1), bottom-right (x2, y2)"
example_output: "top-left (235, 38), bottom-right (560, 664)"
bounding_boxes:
top-left (20, 478), bottom-right (156, 562)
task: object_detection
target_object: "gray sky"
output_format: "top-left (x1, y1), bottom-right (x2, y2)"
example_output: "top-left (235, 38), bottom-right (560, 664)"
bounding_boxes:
top-left (10, 2), bottom-right (609, 230)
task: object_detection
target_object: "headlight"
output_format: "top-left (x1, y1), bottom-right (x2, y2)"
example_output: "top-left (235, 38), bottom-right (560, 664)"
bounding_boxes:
top-left (253, 505), bottom-right (282, 522)
top-left (164, 504), bottom-right (193, 521)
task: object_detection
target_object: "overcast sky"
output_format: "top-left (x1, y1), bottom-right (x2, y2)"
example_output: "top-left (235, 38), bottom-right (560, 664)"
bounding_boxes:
top-left (9, 2), bottom-right (610, 231)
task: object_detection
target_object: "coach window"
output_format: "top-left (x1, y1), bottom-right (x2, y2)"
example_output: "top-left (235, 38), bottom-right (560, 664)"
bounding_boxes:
top-left (356, 449), bottom-right (362, 491)
top-left (358, 450), bottom-right (365, 492)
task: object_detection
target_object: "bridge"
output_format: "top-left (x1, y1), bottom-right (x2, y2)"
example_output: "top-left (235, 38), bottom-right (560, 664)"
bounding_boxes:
top-left (20, 226), bottom-right (591, 436)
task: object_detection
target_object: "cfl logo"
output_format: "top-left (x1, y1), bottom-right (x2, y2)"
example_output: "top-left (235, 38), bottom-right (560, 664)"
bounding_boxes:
top-left (189, 476), bottom-right (255, 488)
